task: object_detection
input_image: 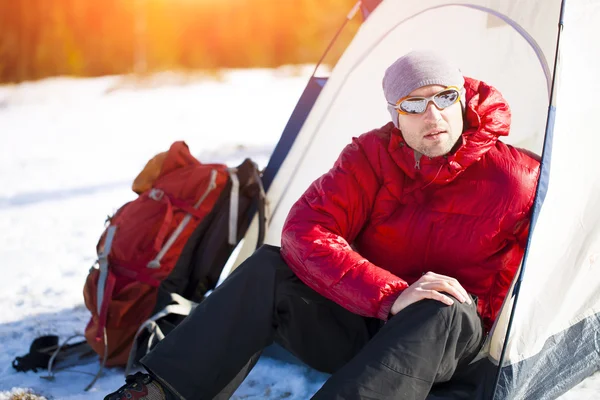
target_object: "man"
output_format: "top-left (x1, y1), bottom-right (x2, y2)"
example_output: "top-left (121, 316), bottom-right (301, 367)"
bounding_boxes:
top-left (106, 50), bottom-right (539, 399)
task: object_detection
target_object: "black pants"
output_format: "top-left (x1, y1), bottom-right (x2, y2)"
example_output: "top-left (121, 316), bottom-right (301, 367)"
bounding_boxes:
top-left (142, 245), bottom-right (484, 400)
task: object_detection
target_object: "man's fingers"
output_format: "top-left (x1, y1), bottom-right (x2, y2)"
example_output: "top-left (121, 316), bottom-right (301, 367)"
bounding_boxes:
top-left (443, 280), bottom-right (471, 304)
top-left (420, 273), bottom-right (471, 304)
top-left (391, 283), bottom-right (462, 316)
top-left (421, 281), bottom-right (470, 304)
top-left (421, 289), bottom-right (454, 306)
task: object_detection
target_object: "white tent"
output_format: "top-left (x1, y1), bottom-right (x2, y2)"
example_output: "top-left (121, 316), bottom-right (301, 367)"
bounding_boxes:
top-left (233, 0), bottom-right (600, 398)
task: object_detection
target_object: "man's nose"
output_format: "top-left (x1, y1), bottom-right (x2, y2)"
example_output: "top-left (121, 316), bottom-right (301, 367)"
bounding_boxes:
top-left (423, 101), bottom-right (442, 120)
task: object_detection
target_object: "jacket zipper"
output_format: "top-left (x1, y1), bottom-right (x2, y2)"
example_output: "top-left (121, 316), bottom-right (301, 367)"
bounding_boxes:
top-left (414, 150), bottom-right (422, 170)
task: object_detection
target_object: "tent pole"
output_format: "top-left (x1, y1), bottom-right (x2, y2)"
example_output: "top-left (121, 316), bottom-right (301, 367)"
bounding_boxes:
top-left (491, 0), bottom-right (567, 398)
top-left (311, 1), bottom-right (362, 78)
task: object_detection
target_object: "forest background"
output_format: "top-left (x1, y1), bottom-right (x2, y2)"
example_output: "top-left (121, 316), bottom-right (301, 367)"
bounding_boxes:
top-left (0, 0), bottom-right (362, 84)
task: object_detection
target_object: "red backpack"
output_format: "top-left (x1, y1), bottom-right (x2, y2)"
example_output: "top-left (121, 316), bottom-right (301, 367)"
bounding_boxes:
top-left (82, 141), bottom-right (262, 371)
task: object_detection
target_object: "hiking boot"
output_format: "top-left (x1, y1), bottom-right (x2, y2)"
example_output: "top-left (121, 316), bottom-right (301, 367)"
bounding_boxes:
top-left (104, 372), bottom-right (178, 400)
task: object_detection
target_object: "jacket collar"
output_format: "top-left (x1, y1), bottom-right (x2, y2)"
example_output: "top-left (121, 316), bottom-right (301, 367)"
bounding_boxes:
top-left (387, 77), bottom-right (511, 185)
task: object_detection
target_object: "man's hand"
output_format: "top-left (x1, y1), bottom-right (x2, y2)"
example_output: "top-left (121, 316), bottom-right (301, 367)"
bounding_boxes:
top-left (390, 272), bottom-right (472, 316)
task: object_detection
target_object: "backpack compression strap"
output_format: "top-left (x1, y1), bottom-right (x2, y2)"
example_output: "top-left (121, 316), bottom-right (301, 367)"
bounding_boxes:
top-left (96, 226), bottom-right (117, 341)
top-left (87, 225), bottom-right (117, 391)
top-left (147, 169), bottom-right (219, 269)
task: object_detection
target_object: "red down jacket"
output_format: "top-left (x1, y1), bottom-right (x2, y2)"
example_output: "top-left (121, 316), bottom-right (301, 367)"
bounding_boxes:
top-left (281, 77), bottom-right (540, 331)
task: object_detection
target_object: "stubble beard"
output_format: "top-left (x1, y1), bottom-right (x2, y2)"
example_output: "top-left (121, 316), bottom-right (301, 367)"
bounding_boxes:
top-left (416, 124), bottom-right (457, 158)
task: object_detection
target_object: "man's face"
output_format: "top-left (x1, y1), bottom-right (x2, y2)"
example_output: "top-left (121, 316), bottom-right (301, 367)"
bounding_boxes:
top-left (396, 84), bottom-right (464, 158)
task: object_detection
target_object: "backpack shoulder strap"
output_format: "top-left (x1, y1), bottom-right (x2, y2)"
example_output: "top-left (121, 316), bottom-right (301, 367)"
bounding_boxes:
top-left (227, 159), bottom-right (267, 248)
top-left (252, 163), bottom-right (267, 249)
top-left (227, 168), bottom-right (241, 246)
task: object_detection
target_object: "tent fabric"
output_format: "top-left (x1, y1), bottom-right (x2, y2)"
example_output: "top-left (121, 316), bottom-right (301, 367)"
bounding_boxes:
top-left (489, 311), bottom-right (600, 399)
top-left (484, 1), bottom-right (600, 398)
top-left (231, 0), bottom-right (600, 397)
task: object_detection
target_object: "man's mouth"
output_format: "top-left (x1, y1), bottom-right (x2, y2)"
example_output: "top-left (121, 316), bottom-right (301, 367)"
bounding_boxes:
top-left (424, 130), bottom-right (447, 138)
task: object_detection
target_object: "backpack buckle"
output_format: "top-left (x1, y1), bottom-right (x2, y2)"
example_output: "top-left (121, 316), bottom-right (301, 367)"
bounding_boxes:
top-left (148, 188), bottom-right (164, 201)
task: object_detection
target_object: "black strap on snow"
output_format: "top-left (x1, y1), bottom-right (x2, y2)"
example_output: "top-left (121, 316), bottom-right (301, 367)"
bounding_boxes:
top-left (12, 335), bottom-right (59, 373)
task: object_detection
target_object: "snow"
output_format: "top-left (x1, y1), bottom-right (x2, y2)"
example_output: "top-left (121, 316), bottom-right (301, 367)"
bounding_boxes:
top-left (0, 70), bottom-right (597, 399)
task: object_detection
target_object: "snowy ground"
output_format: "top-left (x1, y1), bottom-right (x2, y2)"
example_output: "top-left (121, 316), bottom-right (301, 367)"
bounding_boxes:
top-left (0, 69), bottom-right (598, 399)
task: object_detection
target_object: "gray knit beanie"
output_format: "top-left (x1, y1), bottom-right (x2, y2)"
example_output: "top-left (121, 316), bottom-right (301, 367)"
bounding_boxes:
top-left (382, 50), bottom-right (464, 127)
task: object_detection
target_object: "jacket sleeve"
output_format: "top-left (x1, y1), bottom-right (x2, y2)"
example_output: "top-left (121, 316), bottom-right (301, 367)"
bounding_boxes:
top-left (280, 136), bottom-right (409, 320)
